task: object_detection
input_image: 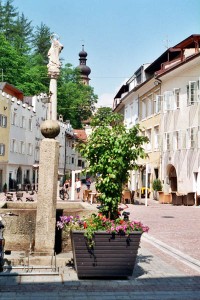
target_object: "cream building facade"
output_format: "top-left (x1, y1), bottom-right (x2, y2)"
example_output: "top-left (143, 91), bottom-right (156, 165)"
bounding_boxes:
top-left (113, 34), bottom-right (200, 198)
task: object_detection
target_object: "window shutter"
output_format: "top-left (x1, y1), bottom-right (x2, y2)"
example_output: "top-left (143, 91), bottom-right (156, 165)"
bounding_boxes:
top-left (197, 78), bottom-right (200, 103)
top-left (191, 127), bottom-right (198, 148)
top-left (4, 116), bottom-right (7, 128)
top-left (158, 134), bottom-right (163, 151)
top-left (155, 95), bottom-right (162, 113)
top-left (173, 88), bottom-right (180, 109)
top-left (198, 127), bottom-right (200, 148)
top-left (186, 128), bottom-right (190, 149)
top-left (187, 85), bottom-right (189, 105)
top-left (189, 81), bottom-right (197, 104)
top-left (181, 130), bottom-right (186, 149)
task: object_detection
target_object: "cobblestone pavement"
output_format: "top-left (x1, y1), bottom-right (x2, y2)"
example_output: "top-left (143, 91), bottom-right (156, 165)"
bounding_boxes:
top-left (1, 196), bottom-right (200, 299)
top-left (1, 241), bottom-right (200, 300)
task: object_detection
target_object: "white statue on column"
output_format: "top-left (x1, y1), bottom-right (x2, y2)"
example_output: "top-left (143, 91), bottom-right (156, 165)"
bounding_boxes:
top-left (46, 34), bottom-right (63, 121)
top-left (47, 34), bottom-right (63, 78)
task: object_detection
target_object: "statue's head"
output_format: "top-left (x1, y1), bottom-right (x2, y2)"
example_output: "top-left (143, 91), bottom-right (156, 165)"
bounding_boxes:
top-left (53, 39), bottom-right (64, 52)
top-left (50, 33), bottom-right (63, 53)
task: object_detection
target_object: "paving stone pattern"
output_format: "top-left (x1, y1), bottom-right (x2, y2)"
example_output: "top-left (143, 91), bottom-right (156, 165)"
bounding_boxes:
top-left (1, 196), bottom-right (200, 299)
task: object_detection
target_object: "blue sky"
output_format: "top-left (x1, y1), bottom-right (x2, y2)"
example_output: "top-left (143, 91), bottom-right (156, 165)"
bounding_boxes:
top-left (13, 0), bottom-right (200, 107)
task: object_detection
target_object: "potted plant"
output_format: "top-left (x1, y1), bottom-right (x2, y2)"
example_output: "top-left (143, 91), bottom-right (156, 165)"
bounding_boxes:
top-left (57, 213), bottom-right (149, 278)
top-left (58, 108), bottom-right (149, 278)
top-left (152, 179), bottom-right (162, 200)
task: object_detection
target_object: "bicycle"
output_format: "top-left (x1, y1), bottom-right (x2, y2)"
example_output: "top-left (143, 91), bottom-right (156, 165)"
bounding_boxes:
top-left (0, 212), bottom-right (18, 272)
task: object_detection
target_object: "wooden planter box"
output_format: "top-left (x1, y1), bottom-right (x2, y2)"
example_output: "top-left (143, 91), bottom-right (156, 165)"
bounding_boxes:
top-left (71, 230), bottom-right (142, 278)
top-left (172, 192), bottom-right (183, 205)
top-left (183, 192), bottom-right (195, 206)
top-left (158, 192), bottom-right (172, 204)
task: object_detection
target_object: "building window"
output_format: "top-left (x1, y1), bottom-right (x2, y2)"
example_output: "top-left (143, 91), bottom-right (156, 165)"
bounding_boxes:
top-left (20, 116), bottom-right (26, 128)
top-left (142, 96), bottom-right (154, 118)
top-left (78, 159), bottom-right (82, 167)
top-left (142, 99), bottom-right (147, 119)
top-left (174, 131), bottom-right (181, 150)
top-left (72, 157), bottom-right (74, 164)
top-left (0, 144), bottom-right (5, 155)
top-left (154, 126), bottom-right (159, 150)
top-left (191, 127), bottom-right (197, 148)
top-left (146, 129), bottom-right (152, 151)
top-left (163, 91), bottom-right (174, 111)
top-left (187, 127), bottom-right (198, 149)
top-left (11, 112), bottom-right (17, 125)
top-left (187, 81), bottom-right (199, 105)
top-left (10, 139), bottom-right (18, 152)
top-left (181, 130), bottom-right (186, 149)
top-left (130, 104), bottom-right (133, 124)
top-left (28, 119), bottom-right (32, 131)
top-left (147, 94), bottom-right (153, 117)
top-left (165, 132), bottom-right (173, 151)
top-left (35, 149), bottom-right (39, 161)
top-left (27, 143), bottom-right (33, 155)
top-left (174, 88), bottom-right (180, 109)
top-left (19, 141), bottom-right (25, 154)
top-left (0, 114), bottom-right (7, 127)
top-left (154, 95), bottom-right (162, 114)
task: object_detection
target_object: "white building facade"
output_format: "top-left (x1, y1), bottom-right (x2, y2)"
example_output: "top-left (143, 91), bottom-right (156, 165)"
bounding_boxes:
top-left (0, 84), bottom-right (84, 192)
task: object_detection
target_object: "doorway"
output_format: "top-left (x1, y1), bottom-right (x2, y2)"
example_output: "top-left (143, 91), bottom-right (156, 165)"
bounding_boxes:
top-left (168, 165), bottom-right (177, 191)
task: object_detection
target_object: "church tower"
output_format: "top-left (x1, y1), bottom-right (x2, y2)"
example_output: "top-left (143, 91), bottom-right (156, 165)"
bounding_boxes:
top-left (76, 45), bottom-right (91, 85)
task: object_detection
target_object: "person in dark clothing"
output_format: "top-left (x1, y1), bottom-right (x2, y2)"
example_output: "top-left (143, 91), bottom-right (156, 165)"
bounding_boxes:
top-left (86, 178), bottom-right (91, 190)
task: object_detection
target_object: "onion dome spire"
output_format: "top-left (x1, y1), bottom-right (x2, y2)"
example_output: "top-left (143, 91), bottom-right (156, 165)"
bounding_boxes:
top-left (76, 45), bottom-right (91, 85)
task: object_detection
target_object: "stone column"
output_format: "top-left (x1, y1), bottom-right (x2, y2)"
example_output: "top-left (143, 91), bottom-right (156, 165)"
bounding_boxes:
top-left (34, 138), bottom-right (60, 253)
top-left (49, 78), bottom-right (57, 121)
top-left (34, 35), bottom-right (63, 254)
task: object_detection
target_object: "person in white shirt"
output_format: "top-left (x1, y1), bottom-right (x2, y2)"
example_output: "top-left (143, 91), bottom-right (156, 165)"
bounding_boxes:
top-left (75, 178), bottom-right (81, 199)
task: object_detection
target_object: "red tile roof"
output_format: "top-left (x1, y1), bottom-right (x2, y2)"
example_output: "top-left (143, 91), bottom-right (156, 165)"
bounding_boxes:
top-left (74, 129), bottom-right (87, 141)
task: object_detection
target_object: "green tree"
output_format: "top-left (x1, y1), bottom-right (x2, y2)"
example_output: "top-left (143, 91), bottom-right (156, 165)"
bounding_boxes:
top-left (0, 1), bottom-right (4, 33)
top-left (13, 13), bottom-right (33, 55)
top-left (16, 55), bottom-right (48, 95)
top-left (32, 22), bottom-right (51, 64)
top-left (0, 33), bottom-right (24, 84)
top-left (1, 0), bottom-right (18, 42)
top-left (91, 107), bottom-right (122, 126)
top-left (78, 110), bottom-right (148, 219)
top-left (57, 64), bottom-right (98, 128)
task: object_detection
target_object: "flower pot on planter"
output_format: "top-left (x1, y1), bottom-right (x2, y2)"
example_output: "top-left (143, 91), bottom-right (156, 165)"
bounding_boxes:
top-left (71, 230), bottom-right (142, 278)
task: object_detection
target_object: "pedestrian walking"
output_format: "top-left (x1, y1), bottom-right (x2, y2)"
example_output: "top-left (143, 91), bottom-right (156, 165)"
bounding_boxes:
top-left (86, 177), bottom-right (91, 190)
top-left (64, 179), bottom-right (69, 200)
top-left (75, 178), bottom-right (81, 199)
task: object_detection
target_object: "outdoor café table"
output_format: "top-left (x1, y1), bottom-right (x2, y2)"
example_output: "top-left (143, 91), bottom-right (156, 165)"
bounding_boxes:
top-left (89, 192), bottom-right (101, 204)
top-left (89, 191), bottom-right (97, 204)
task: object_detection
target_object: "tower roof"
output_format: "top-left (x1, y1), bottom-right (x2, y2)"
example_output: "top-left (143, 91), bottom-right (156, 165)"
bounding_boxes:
top-left (79, 45), bottom-right (88, 58)
top-left (76, 45), bottom-right (91, 79)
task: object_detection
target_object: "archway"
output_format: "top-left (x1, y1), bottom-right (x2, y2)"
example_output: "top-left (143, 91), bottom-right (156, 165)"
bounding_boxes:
top-left (167, 164), bottom-right (177, 192)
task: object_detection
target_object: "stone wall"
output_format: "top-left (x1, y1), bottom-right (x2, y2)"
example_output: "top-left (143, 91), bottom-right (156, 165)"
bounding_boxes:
top-left (0, 202), bottom-right (97, 253)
